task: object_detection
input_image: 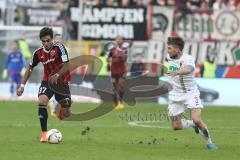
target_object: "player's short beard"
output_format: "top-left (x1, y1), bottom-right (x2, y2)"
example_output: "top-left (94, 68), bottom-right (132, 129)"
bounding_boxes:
top-left (170, 51), bottom-right (182, 59)
top-left (44, 42), bottom-right (53, 51)
top-left (170, 54), bottom-right (178, 59)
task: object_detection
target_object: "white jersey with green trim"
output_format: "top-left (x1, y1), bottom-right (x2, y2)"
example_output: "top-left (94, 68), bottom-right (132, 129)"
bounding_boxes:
top-left (167, 54), bottom-right (199, 98)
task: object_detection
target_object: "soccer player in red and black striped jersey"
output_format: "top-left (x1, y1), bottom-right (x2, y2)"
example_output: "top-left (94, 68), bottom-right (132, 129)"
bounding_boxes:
top-left (107, 36), bottom-right (128, 110)
top-left (17, 27), bottom-right (71, 142)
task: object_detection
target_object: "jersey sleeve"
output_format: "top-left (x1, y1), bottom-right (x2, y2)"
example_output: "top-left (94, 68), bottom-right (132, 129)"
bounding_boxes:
top-left (56, 43), bottom-right (69, 63)
top-left (183, 55), bottom-right (195, 69)
top-left (29, 50), bottom-right (39, 68)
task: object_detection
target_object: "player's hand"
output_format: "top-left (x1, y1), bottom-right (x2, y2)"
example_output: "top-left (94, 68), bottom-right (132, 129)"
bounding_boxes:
top-left (2, 69), bottom-right (7, 80)
top-left (49, 73), bottom-right (60, 84)
top-left (166, 71), bottom-right (177, 77)
top-left (17, 86), bottom-right (24, 96)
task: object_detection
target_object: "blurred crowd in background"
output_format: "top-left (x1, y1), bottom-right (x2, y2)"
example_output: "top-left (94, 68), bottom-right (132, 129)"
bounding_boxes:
top-left (80, 0), bottom-right (240, 9)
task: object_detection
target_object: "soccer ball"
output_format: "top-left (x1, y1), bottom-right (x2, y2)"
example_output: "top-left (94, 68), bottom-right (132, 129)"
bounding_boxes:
top-left (46, 129), bottom-right (63, 144)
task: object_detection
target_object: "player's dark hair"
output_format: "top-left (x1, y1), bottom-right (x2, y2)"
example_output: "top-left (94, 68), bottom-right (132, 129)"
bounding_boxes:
top-left (167, 37), bottom-right (185, 51)
top-left (39, 27), bottom-right (53, 39)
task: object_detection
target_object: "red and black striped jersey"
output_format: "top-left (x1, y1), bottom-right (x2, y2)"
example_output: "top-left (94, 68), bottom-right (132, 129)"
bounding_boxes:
top-left (29, 43), bottom-right (71, 83)
top-left (108, 47), bottom-right (128, 75)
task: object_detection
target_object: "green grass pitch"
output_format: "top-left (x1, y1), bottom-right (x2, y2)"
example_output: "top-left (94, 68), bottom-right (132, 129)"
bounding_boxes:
top-left (0, 101), bottom-right (240, 160)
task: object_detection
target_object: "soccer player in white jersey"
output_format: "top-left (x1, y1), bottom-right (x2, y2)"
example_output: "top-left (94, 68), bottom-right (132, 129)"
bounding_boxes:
top-left (166, 37), bottom-right (217, 150)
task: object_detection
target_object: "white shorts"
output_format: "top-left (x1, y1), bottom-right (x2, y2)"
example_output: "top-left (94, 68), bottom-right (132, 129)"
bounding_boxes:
top-left (168, 93), bottom-right (203, 117)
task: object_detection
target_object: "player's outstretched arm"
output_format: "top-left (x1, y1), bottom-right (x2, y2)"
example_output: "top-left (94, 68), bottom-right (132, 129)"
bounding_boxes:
top-left (166, 65), bottom-right (193, 77)
top-left (176, 65), bottom-right (194, 75)
top-left (17, 66), bottom-right (33, 96)
top-left (49, 61), bottom-right (71, 84)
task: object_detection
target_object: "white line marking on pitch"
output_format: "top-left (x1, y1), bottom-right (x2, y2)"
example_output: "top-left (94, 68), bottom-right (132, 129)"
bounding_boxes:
top-left (127, 121), bottom-right (240, 132)
top-left (128, 121), bottom-right (171, 129)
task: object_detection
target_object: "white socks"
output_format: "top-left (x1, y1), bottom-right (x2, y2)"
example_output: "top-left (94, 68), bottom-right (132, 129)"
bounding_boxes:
top-left (51, 100), bottom-right (58, 113)
top-left (181, 119), bottom-right (213, 144)
top-left (181, 119), bottom-right (194, 129)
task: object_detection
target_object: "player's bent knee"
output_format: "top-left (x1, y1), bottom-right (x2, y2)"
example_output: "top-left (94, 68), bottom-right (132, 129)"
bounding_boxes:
top-left (38, 95), bottom-right (49, 106)
top-left (38, 101), bottom-right (48, 106)
top-left (192, 118), bottom-right (202, 126)
top-left (171, 119), bottom-right (182, 130)
top-left (59, 98), bottom-right (71, 108)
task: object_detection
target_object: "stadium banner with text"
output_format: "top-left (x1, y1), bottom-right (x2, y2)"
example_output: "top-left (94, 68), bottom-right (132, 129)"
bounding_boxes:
top-left (130, 40), bottom-right (240, 78)
top-left (22, 7), bottom-right (67, 26)
top-left (173, 9), bottom-right (213, 40)
top-left (173, 9), bottom-right (240, 41)
top-left (212, 10), bottom-right (240, 40)
top-left (171, 9), bottom-right (240, 78)
top-left (152, 6), bottom-right (174, 40)
top-left (71, 6), bottom-right (148, 40)
top-left (131, 40), bottom-right (240, 65)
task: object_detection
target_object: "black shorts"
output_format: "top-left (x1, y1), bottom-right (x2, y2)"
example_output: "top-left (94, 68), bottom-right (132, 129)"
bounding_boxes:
top-left (38, 81), bottom-right (71, 107)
